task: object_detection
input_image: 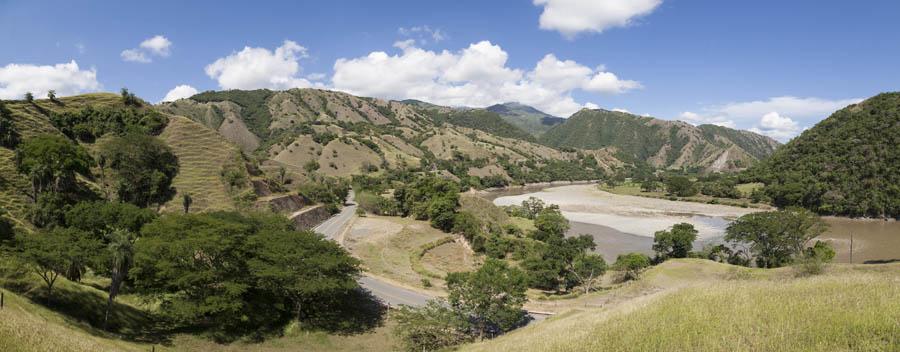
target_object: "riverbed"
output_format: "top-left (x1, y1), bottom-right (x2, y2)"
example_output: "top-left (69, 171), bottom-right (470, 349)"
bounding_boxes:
top-left (489, 184), bottom-right (900, 263)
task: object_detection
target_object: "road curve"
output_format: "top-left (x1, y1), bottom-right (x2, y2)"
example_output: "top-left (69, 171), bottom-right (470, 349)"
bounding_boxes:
top-left (314, 191), bottom-right (435, 307)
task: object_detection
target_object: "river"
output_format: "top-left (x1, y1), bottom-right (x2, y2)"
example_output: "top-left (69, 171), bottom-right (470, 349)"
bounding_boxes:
top-left (488, 184), bottom-right (900, 264)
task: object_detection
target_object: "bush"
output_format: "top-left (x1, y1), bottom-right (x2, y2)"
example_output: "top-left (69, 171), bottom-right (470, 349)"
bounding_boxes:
top-left (666, 176), bottom-right (698, 197)
top-left (356, 191), bottom-right (400, 216)
top-left (613, 253), bottom-right (651, 281)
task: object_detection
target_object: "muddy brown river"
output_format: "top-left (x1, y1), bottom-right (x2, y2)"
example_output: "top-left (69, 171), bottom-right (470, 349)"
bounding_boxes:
top-left (487, 184), bottom-right (900, 264)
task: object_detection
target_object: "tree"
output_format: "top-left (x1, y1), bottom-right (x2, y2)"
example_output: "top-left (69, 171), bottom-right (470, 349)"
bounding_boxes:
top-left (65, 201), bottom-right (158, 236)
top-left (652, 223), bottom-right (698, 260)
top-left (182, 193), bottom-right (192, 214)
top-left (446, 259), bottom-right (528, 338)
top-left (568, 253), bottom-right (606, 294)
top-left (533, 205), bottom-right (569, 237)
top-left (20, 228), bottom-right (99, 296)
top-left (15, 134), bottom-right (93, 197)
top-left (0, 211), bottom-right (15, 246)
top-left (665, 176), bottom-right (698, 197)
top-left (120, 88), bottom-right (140, 106)
top-left (0, 100), bottom-right (20, 148)
top-left (98, 134), bottom-right (178, 207)
top-left (725, 208), bottom-right (828, 268)
top-left (613, 253), bottom-right (651, 281)
top-left (394, 300), bottom-right (473, 352)
top-left (132, 211), bottom-right (361, 338)
top-left (247, 229), bottom-right (360, 323)
top-left (47, 90), bottom-right (57, 102)
top-left (103, 229), bottom-right (135, 327)
top-left (24, 92), bottom-right (34, 102)
top-left (520, 197), bottom-right (544, 219)
top-left (303, 159), bottom-right (319, 173)
top-left (641, 179), bottom-right (660, 192)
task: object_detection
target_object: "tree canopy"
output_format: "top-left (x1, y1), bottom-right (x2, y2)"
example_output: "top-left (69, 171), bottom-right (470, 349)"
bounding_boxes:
top-left (725, 208), bottom-right (828, 268)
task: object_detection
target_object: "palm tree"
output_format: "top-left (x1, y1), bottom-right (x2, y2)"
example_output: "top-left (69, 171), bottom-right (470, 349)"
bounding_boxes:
top-left (104, 229), bottom-right (135, 327)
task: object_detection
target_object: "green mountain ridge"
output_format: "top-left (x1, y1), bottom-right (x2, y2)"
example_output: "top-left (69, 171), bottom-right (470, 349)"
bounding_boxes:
top-left (486, 102), bottom-right (565, 137)
top-left (750, 92), bottom-right (900, 218)
top-left (540, 108), bottom-right (781, 172)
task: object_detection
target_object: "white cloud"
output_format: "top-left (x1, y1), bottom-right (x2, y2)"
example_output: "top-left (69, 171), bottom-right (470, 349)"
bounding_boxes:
top-left (121, 35), bottom-right (173, 63)
top-left (584, 102), bottom-right (600, 109)
top-left (534, 0), bottom-right (663, 37)
top-left (205, 40), bottom-right (317, 90)
top-left (332, 41), bottom-right (640, 116)
top-left (749, 112), bottom-right (803, 142)
top-left (398, 25), bottom-right (446, 45)
top-left (718, 96), bottom-right (862, 121)
top-left (120, 49), bottom-right (151, 63)
top-left (612, 108), bottom-right (630, 113)
top-left (678, 96), bottom-right (862, 141)
top-left (678, 111), bottom-right (736, 128)
top-left (0, 61), bottom-right (100, 99)
top-left (139, 35), bottom-right (172, 57)
top-left (160, 84), bottom-right (199, 102)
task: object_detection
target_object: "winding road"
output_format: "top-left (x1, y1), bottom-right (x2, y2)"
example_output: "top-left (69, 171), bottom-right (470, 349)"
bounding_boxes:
top-left (314, 191), bottom-right (433, 307)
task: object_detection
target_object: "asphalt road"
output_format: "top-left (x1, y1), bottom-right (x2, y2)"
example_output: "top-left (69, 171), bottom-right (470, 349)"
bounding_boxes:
top-left (314, 191), bottom-right (552, 321)
top-left (314, 191), bottom-right (434, 307)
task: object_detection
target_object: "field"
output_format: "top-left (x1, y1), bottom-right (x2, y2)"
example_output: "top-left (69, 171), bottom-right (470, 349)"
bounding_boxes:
top-left (344, 216), bottom-right (477, 292)
top-left (463, 259), bottom-right (900, 352)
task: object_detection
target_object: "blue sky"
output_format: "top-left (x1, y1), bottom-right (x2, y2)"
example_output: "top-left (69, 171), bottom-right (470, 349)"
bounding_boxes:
top-left (1, 0), bottom-right (898, 141)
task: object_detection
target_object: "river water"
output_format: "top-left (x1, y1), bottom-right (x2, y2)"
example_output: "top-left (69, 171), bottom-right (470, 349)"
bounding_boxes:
top-left (487, 184), bottom-right (900, 264)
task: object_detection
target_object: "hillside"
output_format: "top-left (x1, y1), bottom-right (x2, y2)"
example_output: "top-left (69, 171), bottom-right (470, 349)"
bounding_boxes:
top-left (0, 93), bottom-right (252, 229)
top-left (540, 109), bottom-right (780, 172)
top-left (158, 89), bottom-right (616, 184)
top-left (750, 92), bottom-right (900, 218)
top-left (462, 259), bottom-right (900, 352)
top-left (487, 102), bottom-right (564, 137)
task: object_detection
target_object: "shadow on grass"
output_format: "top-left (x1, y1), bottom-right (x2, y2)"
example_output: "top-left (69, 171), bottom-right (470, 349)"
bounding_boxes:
top-left (863, 259), bottom-right (900, 264)
top-left (300, 288), bottom-right (388, 335)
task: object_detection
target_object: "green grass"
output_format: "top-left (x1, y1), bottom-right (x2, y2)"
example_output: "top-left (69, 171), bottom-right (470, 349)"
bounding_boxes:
top-left (463, 260), bottom-right (900, 352)
top-left (159, 116), bottom-right (246, 212)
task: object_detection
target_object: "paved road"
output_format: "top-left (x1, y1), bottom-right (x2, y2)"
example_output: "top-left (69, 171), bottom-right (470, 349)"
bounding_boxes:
top-left (314, 191), bottom-right (435, 307)
top-left (314, 191), bottom-right (552, 321)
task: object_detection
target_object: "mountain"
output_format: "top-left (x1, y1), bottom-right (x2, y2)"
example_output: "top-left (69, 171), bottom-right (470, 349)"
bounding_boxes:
top-left (750, 92), bottom-right (900, 218)
top-left (157, 88), bottom-right (617, 184)
top-left (540, 108), bottom-right (780, 172)
top-left (486, 102), bottom-right (565, 137)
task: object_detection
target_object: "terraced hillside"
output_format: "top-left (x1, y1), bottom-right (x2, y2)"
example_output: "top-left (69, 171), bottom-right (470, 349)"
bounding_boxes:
top-left (159, 116), bottom-right (248, 213)
top-left (541, 108), bottom-right (781, 172)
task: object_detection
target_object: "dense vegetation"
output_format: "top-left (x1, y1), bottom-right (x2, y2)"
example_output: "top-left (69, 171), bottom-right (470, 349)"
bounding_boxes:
top-left (748, 92), bottom-right (900, 218)
top-left (191, 89), bottom-right (275, 138)
top-left (486, 102), bottom-right (564, 137)
top-left (49, 106), bottom-right (168, 142)
top-left (427, 109), bottom-right (538, 142)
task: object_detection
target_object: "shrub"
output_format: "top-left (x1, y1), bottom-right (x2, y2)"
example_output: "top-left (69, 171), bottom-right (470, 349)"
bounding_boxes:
top-left (613, 253), bottom-right (651, 281)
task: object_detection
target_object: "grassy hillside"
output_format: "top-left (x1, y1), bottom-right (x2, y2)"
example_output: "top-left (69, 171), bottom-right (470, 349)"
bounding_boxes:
top-left (463, 259), bottom-right (900, 352)
top-left (749, 92), bottom-right (900, 218)
top-left (158, 115), bottom-right (247, 212)
top-left (541, 109), bottom-right (780, 172)
top-left (425, 108), bottom-right (538, 142)
top-left (486, 102), bottom-right (565, 137)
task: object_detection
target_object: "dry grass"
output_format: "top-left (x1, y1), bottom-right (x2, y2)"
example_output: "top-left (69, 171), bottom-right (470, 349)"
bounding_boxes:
top-left (463, 260), bottom-right (900, 352)
top-left (344, 216), bottom-right (455, 291)
top-left (159, 116), bottom-right (244, 212)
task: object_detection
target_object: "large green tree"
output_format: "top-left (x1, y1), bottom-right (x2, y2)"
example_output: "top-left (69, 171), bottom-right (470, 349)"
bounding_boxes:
top-left (652, 223), bottom-right (698, 260)
top-left (725, 208), bottom-right (828, 268)
top-left (99, 134), bottom-right (178, 208)
top-left (15, 134), bottom-right (93, 198)
top-left (131, 211), bottom-right (360, 339)
top-left (446, 259), bottom-right (528, 338)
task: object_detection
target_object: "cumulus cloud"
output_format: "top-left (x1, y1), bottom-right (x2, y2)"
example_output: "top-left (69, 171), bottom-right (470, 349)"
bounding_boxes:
top-left (121, 35), bottom-right (172, 63)
top-left (140, 35), bottom-right (172, 57)
top-left (750, 112), bottom-right (802, 141)
top-left (398, 25), bottom-right (446, 45)
top-left (160, 84), bottom-right (199, 102)
top-left (534, 0), bottom-right (663, 37)
top-left (332, 41), bottom-right (640, 116)
top-left (205, 40), bottom-right (318, 90)
top-left (678, 96), bottom-right (862, 141)
top-left (0, 61), bottom-right (100, 99)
